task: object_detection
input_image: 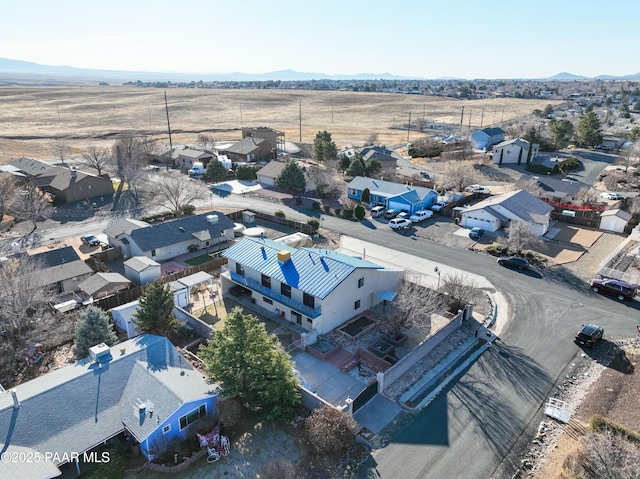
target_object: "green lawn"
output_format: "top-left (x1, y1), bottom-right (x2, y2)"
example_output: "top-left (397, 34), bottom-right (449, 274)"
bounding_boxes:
top-left (184, 254), bottom-right (212, 266)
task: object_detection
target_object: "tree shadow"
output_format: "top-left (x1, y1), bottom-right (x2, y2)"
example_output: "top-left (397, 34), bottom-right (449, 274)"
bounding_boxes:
top-left (360, 219), bottom-right (377, 230)
top-left (542, 265), bottom-right (593, 296)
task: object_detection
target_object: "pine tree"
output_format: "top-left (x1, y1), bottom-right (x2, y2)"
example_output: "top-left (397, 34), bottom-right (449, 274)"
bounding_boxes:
top-left (199, 308), bottom-right (300, 422)
top-left (275, 161), bottom-right (306, 191)
top-left (74, 306), bottom-right (118, 359)
top-left (133, 280), bottom-right (178, 336)
top-left (346, 158), bottom-right (365, 177)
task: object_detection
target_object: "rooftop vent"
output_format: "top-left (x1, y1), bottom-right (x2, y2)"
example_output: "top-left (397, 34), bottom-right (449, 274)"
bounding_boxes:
top-left (89, 343), bottom-right (111, 363)
top-left (206, 214), bottom-right (218, 224)
top-left (70, 168), bottom-right (77, 178)
top-left (277, 250), bottom-right (291, 263)
top-left (179, 227), bottom-right (186, 232)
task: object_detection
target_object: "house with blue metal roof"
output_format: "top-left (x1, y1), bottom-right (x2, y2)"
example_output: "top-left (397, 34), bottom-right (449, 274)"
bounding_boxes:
top-left (108, 211), bottom-right (235, 261)
top-left (221, 237), bottom-right (402, 334)
top-left (470, 127), bottom-right (505, 151)
top-left (0, 335), bottom-right (219, 478)
top-left (346, 176), bottom-right (438, 214)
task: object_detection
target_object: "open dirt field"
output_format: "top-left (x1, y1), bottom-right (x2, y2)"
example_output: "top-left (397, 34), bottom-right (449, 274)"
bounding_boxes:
top-left (0, 86), bottom-right (560, 163)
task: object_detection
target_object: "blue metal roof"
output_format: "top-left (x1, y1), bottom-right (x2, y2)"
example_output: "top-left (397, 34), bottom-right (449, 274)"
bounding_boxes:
top-left (223, 238), bottom-right (387, 299)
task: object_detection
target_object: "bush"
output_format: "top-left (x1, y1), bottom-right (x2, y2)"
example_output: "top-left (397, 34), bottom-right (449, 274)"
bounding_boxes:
top-left (560, 157), bottom-right (582, 171)
top-left (343, 209), bottom-right (353, 219)
top-left (83, 443), bottom-right (126, 479)
top-left (589, 414), bottom-right (640, 445)
top-left (323, 205), bottom-right (332, 214)
top-left (333, 208), bottom-right (341, 217)
top-left (485, 245), bottom-right (508, 256)
top-left (525, 164), bottom-right (555, 175)
top-left (236, 165), bottom-right (259, 180)
top-left (307, 218), bottom-right (320, 232)
top-left (274, 210), bottom-right (286, 218)
top-left (181, 204), bottom-right (196, 215)
top-left (354, 205), bottom-right (365, 220)
top-left (219, 397), bottom-right (243, 429)
top-left (311, 201), bottom-right (321, 211)
top-left (305, 406), bottom-right (356, 459)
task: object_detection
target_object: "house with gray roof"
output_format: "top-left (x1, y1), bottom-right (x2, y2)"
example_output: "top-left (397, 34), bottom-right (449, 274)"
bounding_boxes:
top-left (176, 148), bottom-right (215, 169)
top-left (10, 157), bottom-right (114, 204)
top-left (356, 145), bottom-right (399, 173)
top-left (123, 256), bottom-right (161, 285)
top-left (220, 137), bottom-right (272, 163)
top-left (492, 138), bottom-right (539, 165)
top-left (29, 246), bottom-right (94, 293)
top-left (0, 335), bottom-right (219, 478)
top-left (471, 127), bottom-right (505, 151)
top-left (77, 272), bottom-right (131, 300)
top-left (221, 237), bottom-right (402, 334)
top-left (460, 189), bottom-right (553, 235)
top-left (347, 176), bottom-right (438, 214)
top-left (518, 174), bottom-right (589, 204)
top-left (256, 160), bottom-right (317, 192)
top-left (107, 211), bottom-right (234, 261)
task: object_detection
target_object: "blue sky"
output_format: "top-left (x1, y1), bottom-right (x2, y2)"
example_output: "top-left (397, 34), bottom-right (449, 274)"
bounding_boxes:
top-left (1, 0), bottom-right (637, 79)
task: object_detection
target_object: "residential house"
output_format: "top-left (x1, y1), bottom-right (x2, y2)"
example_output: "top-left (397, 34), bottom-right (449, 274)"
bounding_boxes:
top-left (0, 335), bottom-right (219, 478)
top-left (176, 148), bottom-right (215, 169)
top-left (242, 126), bottom-right (284, 152)
top-left (356, 145), bottom-right (399, 174)
top-left (599, 135), bottom-right (627, 151)
top-left (29, 245), bottom-right (94, 294)
top-left (105, 212), bottom-right (234, 262)
top-left (470, 127), bottom-right (505, 151)
top-left (347, 176), bottom-right (438, 214)
top-left (256, 160), bottom-right (316, 192)
top-left (77, 272), bottom-right (131, 301)
top-left (220, 137), bottom-right (272, 163)
top-left (492, 139), bottom-right (539, 165)
top-left (104, 218), bottom-right (150, 254)
top-left (221, 237), bottom-right (402, 334)
top-left (460, 189), bottom-right (554, 235)
top-left (518, 174), bottom-right (589, 204)
top-left (600, 209), bottom-right (632, 233)
top-left (10, 157), bottom-right (114, 204)
top-left (123, 256), bottom-right (161, 285)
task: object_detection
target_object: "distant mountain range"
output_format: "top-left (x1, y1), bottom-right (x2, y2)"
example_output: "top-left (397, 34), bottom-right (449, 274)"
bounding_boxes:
top-left (0, 57), bottom-right (639, 84)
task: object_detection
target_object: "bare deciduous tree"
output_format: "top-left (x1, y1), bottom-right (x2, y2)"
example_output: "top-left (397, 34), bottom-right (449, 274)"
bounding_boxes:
top-left (0, 255), bottom-right (55, 340)
top-left (306, 164), bottom-right (342, 199)
top-left (575, 186), bottom-right (598, 206)
top-left (617, 145), bottom-right (638, 173)
top-left (196, 134), bottom-right (217, 153)
top-left (147, 172), bottom-right (209, 216)
top-left (514, 177), bottom-right (543, 197)
top-left (111, 135), bottom-right (150, 208)
top-left (439, 272), bottom-right (482, 314)
top-left (502, 220), bottom-right (543, 253)
top-left (442, 159), bottom-right (479, 192)
top-left (580, 428), bottom-right (640, 479)
top-left (81, 146), bottom-right (111, 176)
top-left (365, 133), bottom-right (378, 146)
top-left (0, 173), bottom-right (18, 222)
top-left (51, 140), bottom-right (71, 165)
top-left (381, 273), bottom-right (442, 340)
top-left (10, 185), bottom-right (52, 233)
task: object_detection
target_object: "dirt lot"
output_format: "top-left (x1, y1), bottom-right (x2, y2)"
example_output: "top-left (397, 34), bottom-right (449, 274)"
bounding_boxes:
top-left (0, 86), bottom-right (558, 163)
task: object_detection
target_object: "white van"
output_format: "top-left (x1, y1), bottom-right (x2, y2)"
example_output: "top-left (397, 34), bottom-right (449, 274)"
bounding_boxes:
top-left (371, 206), bottom-right (386, 217)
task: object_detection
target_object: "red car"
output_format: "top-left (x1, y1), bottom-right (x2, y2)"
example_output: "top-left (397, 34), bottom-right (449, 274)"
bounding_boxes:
top-left (590, 278), bottom-right (637, 301)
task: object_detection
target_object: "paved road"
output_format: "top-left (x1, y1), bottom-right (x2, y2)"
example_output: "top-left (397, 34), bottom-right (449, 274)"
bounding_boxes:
top-left (5, 187), bottom-right (636, 478)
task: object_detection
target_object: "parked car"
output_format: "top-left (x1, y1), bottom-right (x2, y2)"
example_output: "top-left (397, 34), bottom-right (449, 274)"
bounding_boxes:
top-left (409, 210), bottom-right (433, 223)
top-left (430, 200), bottom-right (448, 212)
top-left (80, 235), bottom-right (100, 247)
top-left (497, 256), bottom-right (529, 270)
top-left (389, 218), bottom-right (412, 230)
top-left (397, 211), bottom-right (410, 220)
top-left (574, 324), bottom-right (604, 348)
top-left (465, 184), bottom-right (491, 194)
top-left (468, 227), bottom-right (484, 240)
top-left (420, 171), bottom-right (431, 180)
top-left (590, 278), bottom-right (637, 301)
top-left (384, 209), bottom-right (399, 220)
top-left (370, 205), bottom-right (386, 217)
top-left (600, 192), bottom-right (624, 200)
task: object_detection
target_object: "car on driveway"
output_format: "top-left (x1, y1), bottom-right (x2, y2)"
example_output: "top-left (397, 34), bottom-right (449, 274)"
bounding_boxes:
top-left (409, 210), bottom-right (433, 223)
top-left (468, 227), bottom-right (484, 240)
top-left (430, 200), bottom-right (448, 212)
top-left (600, 192), bottom-right (624, 200)
top-left (384, 209), bottom-right (399, 220)
top-left (389, 218), bottom-right (412, 230)
top-left (80, 235), bottom-right (100, 247)
top-left (590, 278), bottom-right (637, 300)
top-left (370, 205), bottom-right (386, 217)
top-left (465, 184), bottom-right (491, 194)
top-left (574, 324), bottom-right (604, 348)
top-left (497, 256), bottom-right (529, 270)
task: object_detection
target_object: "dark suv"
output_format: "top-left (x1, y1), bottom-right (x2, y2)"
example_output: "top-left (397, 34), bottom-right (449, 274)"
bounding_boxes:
top-left (590, 278), bottom-right (637, 301)
top-left (574, 324), bottom-right (604, 348)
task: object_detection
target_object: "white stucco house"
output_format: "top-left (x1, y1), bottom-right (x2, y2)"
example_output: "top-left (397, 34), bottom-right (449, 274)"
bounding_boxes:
top-left (123, 256), bottom-right (161, 285)
top-left (460, 189), bottom-right (554, 235)
top-left (600, 209), bottom-right (632, 233)
top-left (492, 138), bottom-right (539, 165)
top-left (221, 237), bottom-right (402, 334)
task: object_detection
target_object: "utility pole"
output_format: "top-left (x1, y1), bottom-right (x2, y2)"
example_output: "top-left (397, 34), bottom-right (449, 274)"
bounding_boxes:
top-left (299, 101), bottom-right (302, 142)
top-left (164, 91), bottom-right (173, 151)
top-left (480, 108), bottom-right (485, 128)
top-left (407, 111), bottom-right (411, 142)
top-left (460, 106), bottom-right (464, 136)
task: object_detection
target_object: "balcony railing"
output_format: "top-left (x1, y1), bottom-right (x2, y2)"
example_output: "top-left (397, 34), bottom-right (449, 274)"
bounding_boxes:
top-left (222, 266), bottom-right (322, 318)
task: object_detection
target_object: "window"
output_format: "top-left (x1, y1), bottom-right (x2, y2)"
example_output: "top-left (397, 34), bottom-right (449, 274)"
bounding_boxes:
top-left (235, 263), bottom-right (245, 275)
top-left (179, 404), bottom-right (206, 430)
top-left (281, 283), bottom-right (291, 298)
top-left (303, 292), bottom-right (314, 308)
top-left (354, 300), bottom-right (361, 310)
top-left (151, 249), bottom-right (156, 257)
top-left (261, 274), bottom-right (271, 288)
top-left (87, 184), bottom-right (92, 190)
top-left (306, 318), bottom-right (313, 324)
top-left (162, 424), bottom-right (171, 434)
top-left (358, 277), bottom-right (364, 288)
top-left (263, 297), bottom-right (273, 305)
top-left (292, 311), bottom-right (302, 325)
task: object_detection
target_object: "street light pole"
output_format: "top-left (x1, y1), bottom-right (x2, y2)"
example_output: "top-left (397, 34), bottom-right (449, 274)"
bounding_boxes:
top-left (434, 266), bottom-right (441, 290)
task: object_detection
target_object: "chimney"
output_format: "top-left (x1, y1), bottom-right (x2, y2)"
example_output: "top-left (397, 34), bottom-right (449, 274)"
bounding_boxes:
top-left (10, 389), bottom-right (20, 409)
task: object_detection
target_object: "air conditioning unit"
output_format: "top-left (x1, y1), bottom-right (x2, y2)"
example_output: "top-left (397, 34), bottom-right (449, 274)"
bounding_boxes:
top-left (89, 343), bottom-right (111, 362)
